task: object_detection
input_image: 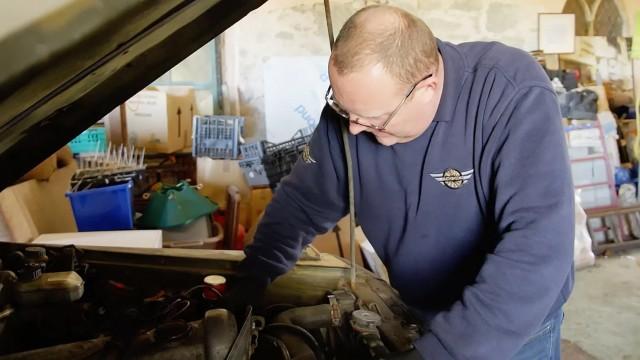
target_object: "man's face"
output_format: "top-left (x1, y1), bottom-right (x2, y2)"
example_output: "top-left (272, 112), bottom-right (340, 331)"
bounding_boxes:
top-left (327, 61), bottom-right (437, 146)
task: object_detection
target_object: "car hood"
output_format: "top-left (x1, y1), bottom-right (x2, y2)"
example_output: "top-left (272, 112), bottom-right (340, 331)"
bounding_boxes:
top-left (0, 0), bottom-right (267, 189)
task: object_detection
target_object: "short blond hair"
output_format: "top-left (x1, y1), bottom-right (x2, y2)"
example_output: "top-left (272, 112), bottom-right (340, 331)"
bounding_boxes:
top-left (331, 5), bottom-right (438, 85)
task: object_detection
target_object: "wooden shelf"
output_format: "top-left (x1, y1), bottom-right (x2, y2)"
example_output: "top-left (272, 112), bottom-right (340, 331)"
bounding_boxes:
top-left (575, 181), bottom-right (610, 189)
top-left (586, 205), bottom-right (640, 255)
top-left (586, 204), bottom-right (640, 217)
top-left (570, 155), bottom-right (606, 162)
top-left (594, 239), bottom-right (640, 256)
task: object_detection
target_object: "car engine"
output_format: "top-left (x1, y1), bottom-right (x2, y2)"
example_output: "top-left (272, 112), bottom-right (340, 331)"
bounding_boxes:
top-left (0, 243), bottom-right (422, 359)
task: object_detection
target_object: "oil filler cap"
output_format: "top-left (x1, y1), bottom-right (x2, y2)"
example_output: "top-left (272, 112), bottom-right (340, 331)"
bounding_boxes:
top-left (351, 309), bottom-right (382, 332)
top-left (20, 262), bottom-right (44, 282)
top-left (24, 247), bottom-right (48, 263)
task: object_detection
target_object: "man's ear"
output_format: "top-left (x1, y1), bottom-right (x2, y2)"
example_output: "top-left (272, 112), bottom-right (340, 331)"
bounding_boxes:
top-left (414, 77), bottom-right (437, 97)
top-left (417, 75), bottom-right (437, 90)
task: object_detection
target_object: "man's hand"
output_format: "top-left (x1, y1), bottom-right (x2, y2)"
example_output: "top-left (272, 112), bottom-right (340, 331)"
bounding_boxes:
top-left (219, 275), bottom-right (269, 314)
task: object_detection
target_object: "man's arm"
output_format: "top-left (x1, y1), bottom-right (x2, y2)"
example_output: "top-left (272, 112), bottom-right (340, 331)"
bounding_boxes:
top-left (417, 86), bottom-right (575, 359)
top-left (238, 108), bottom-right (348, 281)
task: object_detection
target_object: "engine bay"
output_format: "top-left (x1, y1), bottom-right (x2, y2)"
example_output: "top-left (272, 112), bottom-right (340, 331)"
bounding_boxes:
top-left (0, 243), bottom-right (422, 359)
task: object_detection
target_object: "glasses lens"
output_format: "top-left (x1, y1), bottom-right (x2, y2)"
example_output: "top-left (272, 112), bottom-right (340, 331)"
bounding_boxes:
top-left (327, 95), bottom-right (349, 118)
top-left (334, 105), bottom-right (349, 118)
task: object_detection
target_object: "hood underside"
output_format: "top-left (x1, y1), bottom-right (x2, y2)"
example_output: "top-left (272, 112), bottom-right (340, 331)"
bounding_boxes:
top-left (0, 0), bottom-right (267, 190)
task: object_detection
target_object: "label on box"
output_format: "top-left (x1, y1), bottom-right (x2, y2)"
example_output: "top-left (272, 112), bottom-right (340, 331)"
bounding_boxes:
top-left (126, 91), bottom-right (168, 150)
top-left (569, 128), bottom-right (601, 148)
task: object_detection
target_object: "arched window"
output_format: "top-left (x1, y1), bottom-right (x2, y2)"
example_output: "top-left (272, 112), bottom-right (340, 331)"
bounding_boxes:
top-left (563, 0), bottom-right (626, 48)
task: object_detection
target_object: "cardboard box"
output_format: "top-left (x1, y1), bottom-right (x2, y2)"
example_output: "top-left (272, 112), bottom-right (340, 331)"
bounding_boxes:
top-left (19, 146), bottom-right (73, 182)
top-left (125, 87), bottom-right (196, 153)
top-left (197, 158), bottom-right (251, 227)
top-left (19, 154), bottom-right (57, 181)
top-left (248, 188), bottom-right (272, 231)
top-left (34, 230), bottom-right (162, 249)
top-left (103, 105), bottom-right (127, 146)
top-left (0, 148), bottom-right (78, 242)
top-left (570, 159), bottom-right (608, 186)
top-left (579, 185), bottom-right (614, 209)
top-left (312, 216), bottom-right (363, 266)
top-left (585, 85), bottom-right (610, 113)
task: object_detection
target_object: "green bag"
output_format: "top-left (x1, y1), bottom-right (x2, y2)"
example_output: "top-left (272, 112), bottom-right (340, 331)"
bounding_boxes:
top-left (139, 181), bottom-right (218, 229)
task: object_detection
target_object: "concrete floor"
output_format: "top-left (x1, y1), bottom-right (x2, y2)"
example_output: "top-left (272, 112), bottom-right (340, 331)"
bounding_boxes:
top-left (561, 249), bottom-right (640, 360)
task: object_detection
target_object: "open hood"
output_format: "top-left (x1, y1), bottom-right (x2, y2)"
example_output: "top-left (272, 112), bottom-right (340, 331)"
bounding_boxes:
top-left (0, 0), bottom-right (267, 189)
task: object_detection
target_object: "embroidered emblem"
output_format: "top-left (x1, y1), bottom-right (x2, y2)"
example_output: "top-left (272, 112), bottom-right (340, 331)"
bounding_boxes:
top-left (302, 144), bottom-right (316, 164)
top-left (429, 168), bottom-right (474, 189)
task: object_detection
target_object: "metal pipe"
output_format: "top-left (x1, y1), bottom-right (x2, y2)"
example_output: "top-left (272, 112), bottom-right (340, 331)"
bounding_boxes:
top-left (273, 304), bottom-right (333, 329)
top-left (0, 337), bottom-right (111, 360)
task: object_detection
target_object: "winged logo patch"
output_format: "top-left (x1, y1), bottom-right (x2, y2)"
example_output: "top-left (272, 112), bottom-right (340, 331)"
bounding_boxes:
top-left (429, 168), bottom-right (474, 189)
top-left (302, 144), bottom-right (316, 164)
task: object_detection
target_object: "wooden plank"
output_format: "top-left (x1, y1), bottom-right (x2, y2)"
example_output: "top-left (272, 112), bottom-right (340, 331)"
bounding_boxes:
top-left (586, 204), bottom-right (640, 218)
top-left (594, 239), bottom-right (640, 255)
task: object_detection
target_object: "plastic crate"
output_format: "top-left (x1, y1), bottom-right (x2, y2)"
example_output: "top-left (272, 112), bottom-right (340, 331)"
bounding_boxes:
top-left (261, 135), bottom-right (312, 188)
top-left (262, 135), bottom-right (311, 157)
top-left (240, 142), bottom-right (264, 160)
top-left (192, 115), bottom-right (244, 159)
top-left (239, 158), bottom-right (270, 187)
top-left (69, 127), bottom-right (107, 154)
top-left (66, 182), bottom-right (134, 231)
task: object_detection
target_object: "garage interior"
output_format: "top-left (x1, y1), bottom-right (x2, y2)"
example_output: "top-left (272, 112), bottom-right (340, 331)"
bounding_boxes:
top-left (0, 0), bottom-right (639, 359)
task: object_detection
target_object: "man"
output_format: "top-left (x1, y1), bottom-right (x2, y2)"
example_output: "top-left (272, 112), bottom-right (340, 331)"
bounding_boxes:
top-left (236, 5), bottom-right (574, 359)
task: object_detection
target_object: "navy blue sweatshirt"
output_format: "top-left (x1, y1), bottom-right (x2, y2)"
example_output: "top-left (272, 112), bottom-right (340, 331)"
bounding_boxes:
top-left (241, 40), bottom-right (575, 359)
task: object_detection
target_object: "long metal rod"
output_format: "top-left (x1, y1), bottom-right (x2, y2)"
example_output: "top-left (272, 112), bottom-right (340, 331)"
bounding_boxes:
top-left (323, 0), bottom-right (357, 289)
top-left (342, 120), bottom-right (357, 289)
top-left (324, 0), bottom-right (335, 47)
top-left (323, 0), bottom-right (351, 276)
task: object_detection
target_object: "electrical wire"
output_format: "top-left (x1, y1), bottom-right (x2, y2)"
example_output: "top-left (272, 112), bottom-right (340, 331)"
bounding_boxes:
top-left (183, 284), bottom-right (223, 299)
top-left (259, 334), bottom-right (292, 360)
top-left (163, 298), bottom-right (191, 321)
top-left (264, 323), bottom-right (325, 360)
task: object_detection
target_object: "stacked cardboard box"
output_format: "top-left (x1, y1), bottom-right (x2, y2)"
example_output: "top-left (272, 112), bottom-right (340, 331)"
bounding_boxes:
top-left (105, 87), bottom-right (197, 153)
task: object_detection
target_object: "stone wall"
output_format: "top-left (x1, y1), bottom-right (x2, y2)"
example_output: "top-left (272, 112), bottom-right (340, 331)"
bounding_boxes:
top-left (220, 0), bottom-right (569, 140)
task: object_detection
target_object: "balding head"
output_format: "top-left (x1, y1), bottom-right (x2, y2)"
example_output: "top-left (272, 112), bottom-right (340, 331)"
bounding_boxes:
top-left (330, 5), bottom-right (438, 85)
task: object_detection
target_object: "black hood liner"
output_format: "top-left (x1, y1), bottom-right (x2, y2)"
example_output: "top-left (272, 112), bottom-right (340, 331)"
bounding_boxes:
top-left (0, 0), bottom-right (267, 190)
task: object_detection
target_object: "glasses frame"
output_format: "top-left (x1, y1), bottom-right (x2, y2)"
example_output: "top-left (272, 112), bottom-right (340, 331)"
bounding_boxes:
top-left (325, 73), bottom-right (433, 131)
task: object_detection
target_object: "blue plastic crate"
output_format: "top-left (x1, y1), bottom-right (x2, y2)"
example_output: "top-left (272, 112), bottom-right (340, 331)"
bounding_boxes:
top-left (66, 182), bottom-right (134, 231)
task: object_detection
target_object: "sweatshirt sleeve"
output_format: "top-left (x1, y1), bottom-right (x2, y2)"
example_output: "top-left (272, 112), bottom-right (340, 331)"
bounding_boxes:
top-left (416, 86), bottom-right (575, 359)
top-left (238, 107), bottom-right (348, 281)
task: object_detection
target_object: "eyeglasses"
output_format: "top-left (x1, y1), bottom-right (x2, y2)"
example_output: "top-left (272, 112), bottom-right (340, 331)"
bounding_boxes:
top-left (325, 73), bottom-right (433, 131)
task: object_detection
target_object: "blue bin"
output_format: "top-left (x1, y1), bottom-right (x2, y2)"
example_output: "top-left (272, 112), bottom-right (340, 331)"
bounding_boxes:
top-left (66, 182), bottom-right (134, 231)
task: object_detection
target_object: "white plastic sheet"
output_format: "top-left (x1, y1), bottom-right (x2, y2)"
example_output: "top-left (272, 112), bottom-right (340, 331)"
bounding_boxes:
top-left (264, 56), bottom-right (329, 143)
top-left (574, 191), bottom-right (596, 269)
